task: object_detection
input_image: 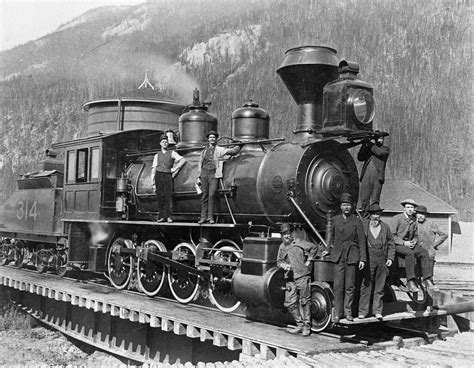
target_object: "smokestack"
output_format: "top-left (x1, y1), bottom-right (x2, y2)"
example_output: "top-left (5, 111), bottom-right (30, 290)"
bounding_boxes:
top-left (277, 46), bottom-right (339, 142)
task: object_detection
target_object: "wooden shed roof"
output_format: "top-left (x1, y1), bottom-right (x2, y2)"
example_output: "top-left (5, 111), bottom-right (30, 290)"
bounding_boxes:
top-left (379, 179), bottom-right (458, 214)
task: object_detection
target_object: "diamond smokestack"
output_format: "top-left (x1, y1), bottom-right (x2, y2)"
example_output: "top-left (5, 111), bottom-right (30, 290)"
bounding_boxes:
top-left (277, 46), bottom-right (339, 142)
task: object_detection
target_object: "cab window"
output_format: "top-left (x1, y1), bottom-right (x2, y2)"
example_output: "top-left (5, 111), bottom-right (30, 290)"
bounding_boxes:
top-left (76, 149), bottom-right (88, 182)
top-left (66, 147), bottom-right (100, 183)
top-left (90, 147), bottom-right (100, 181)
top-left (66, 151), bottom-right (76, 184)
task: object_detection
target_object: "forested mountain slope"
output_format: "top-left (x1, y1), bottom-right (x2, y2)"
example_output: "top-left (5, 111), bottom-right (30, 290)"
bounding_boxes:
top-left (0, 0), bottom-right (471, 219)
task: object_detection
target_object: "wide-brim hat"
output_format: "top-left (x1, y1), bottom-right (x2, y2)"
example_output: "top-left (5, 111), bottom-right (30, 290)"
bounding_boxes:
top-left (340, 192), bottom-right (353, 204)
top-left (280, 222), bottom-right (292, 235)
top-left (416, 205), bottom-right (428, 214)
top-left (368, 203), bottom-right (383, 213)
top-left (206, 130), bottom-right (219, 138)
top-left (400, 198), bottom-right (417, 207)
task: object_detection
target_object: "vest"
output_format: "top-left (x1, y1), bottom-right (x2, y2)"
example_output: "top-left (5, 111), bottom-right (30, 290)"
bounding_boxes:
top-left (155, 151), bottom-right (174, 173)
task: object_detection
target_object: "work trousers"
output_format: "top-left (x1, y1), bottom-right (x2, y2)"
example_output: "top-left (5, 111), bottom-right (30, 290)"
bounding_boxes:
top-left (333, 260), bottom-right (356, 318)
top-left (200, 168), bottom-right (218, 221)
top-left (359, 250), bottom-right (388, 316)
top-left (284, 275), bottom-right (311, 326)
top-left (429, 257), bottom-right (436, 278)
top-left (395, 245), bottom-right (431, 281)
top-left (359, 166), bottom-right (383, 215)
top-left (155, 172), bottom-right (172, 219)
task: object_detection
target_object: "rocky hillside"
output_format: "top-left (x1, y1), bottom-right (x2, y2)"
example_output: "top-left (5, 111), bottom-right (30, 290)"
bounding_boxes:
top-left (0, 0), bottom-right (472, 219)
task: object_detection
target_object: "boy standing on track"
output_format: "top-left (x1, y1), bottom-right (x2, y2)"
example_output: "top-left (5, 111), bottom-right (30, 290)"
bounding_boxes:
top-left (277, 223), bottom-right (318, 336)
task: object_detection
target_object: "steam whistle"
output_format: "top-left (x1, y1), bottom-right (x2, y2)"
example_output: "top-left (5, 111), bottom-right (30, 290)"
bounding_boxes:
top-left (116, 173), bottom-right (129, 220)
top-left (165, 130), bottom-right (177, 145)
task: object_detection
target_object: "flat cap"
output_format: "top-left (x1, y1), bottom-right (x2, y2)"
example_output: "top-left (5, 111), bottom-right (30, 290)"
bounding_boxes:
top-left (340, 193), bottom-right (353, 204)
top-left (416, 205), bottom-right (428, 213)
top-left (368, 203), bottom-right (384, 213)
top-left (280, 223), bottom-right (292, 234)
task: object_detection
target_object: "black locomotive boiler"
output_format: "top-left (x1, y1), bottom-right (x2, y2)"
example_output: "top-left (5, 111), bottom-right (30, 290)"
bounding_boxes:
top-left (1, 46), bottom-right (382, 331)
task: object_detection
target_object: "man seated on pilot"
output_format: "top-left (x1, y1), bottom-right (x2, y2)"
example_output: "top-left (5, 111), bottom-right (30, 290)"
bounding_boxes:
top-left (390, 199), bottom-right (434, 292)
top-left (277, 223), bottom-right (318, 337)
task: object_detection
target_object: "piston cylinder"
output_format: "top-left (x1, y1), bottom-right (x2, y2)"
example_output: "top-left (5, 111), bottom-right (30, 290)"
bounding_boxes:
top-left (232, 267), bottom-right (285, 309)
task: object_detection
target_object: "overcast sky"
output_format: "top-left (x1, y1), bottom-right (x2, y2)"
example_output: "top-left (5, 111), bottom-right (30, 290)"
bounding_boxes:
top-left (0, 0), bottom-right (146, 51)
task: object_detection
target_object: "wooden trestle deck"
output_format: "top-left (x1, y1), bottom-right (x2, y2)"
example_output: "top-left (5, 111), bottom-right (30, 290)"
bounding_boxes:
top-left (0, 266), bottom-right (365, 363)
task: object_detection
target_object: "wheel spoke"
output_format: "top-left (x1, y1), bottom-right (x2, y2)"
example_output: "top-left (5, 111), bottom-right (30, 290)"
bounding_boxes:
top-left (137, 240), bottom-right (167, 297)
top-left (55, 250), bottom-right (69, 277)
top-left (168, 242), bottom-right (199, 304)
top-left (208, 240), bottom-right (242, 313)
top-left (107, 238), bottom-right (134, 290)
top-left (0, 243), bottom-right (12, 265)
top-left (13, 244), bottom-right (25, 269)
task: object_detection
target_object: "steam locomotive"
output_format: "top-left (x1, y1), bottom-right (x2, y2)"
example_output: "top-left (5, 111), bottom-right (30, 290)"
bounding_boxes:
top-left (0, 46), bottom-right (384, 331)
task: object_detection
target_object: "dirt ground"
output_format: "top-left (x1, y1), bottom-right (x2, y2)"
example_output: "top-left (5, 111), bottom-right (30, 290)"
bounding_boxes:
top-left (0, 321), bottom-right (127, 367)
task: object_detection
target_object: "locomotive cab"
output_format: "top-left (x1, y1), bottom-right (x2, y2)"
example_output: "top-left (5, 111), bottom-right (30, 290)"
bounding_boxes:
top-left (53, 129), bottom-right (163, 221)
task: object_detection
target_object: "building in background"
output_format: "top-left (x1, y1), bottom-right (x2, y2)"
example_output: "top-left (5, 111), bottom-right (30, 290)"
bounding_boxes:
top-left (380, 180), bottom-right (458, 256)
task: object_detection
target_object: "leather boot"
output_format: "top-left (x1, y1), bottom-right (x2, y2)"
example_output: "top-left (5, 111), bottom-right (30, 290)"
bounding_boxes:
top-left (424, 278), bottom-right (435, 288)
top-left (286, 306), bottom-right (303, 334)
top-left (407, 279), bottom-right (419, 293)
top-left (302, 325), bottom-right (311, 337)
top-left (301, 302), bottom-right (312, 336)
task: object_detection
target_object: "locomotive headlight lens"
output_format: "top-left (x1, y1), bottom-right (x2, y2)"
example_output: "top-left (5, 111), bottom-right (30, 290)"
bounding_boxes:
top-left (349, 89), bottom-right (375, 124)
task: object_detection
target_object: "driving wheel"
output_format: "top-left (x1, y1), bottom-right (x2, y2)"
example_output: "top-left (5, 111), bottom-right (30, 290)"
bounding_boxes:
top-left (208, 239), bottom-right (242, 313)
top-left (137, 240), bottom-right (167, 297)
top-left (107, 238), bottom-right (134, 290)
top-left (168, 242), bottom-right (200, 304)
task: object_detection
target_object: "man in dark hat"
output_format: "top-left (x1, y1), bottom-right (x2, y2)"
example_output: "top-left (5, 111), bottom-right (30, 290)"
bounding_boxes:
top-left (197, 130), bottom-right (240, 224)
top-left (150, 134), bottom-right (186, 222)
top-left (390, 199), bottom-right (433, 291)
top-left (416, 204), bottom-right (448, 279)
top-left (358, 204), bottom-right (395, 319)
top-left (277, 223), bottom-right (318, 336)
top-left (329, 193), bottom-right (367, 322)
top-left (357, 135), bottom-right (390, 217)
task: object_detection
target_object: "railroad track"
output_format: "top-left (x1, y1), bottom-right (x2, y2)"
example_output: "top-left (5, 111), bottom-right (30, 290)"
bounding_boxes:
top-left (1, 264), bottom-right (472, 365)
top-left (436, 280), bottom-right (474, 299)
top-left (299, 330), bottom-right (474, 367)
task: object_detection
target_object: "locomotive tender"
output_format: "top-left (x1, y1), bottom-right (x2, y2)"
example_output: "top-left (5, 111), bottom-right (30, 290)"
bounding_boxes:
top-left (0, 46), bottom-right (380, 331)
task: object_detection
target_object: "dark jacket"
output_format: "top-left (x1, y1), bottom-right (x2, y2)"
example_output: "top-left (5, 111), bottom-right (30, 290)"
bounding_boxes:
top-left (417, 220), bottom-right (448, 258)
top-left (362, 219), bottom-right (395, 261)
top-left (358, 141), bottom-right (390, 183)
top-left (390, 213), bottom-right (418, 246)
top-left (330, 214), bottom-right (367, 264)
top-left (277, 238), bottom-right (318, 279)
